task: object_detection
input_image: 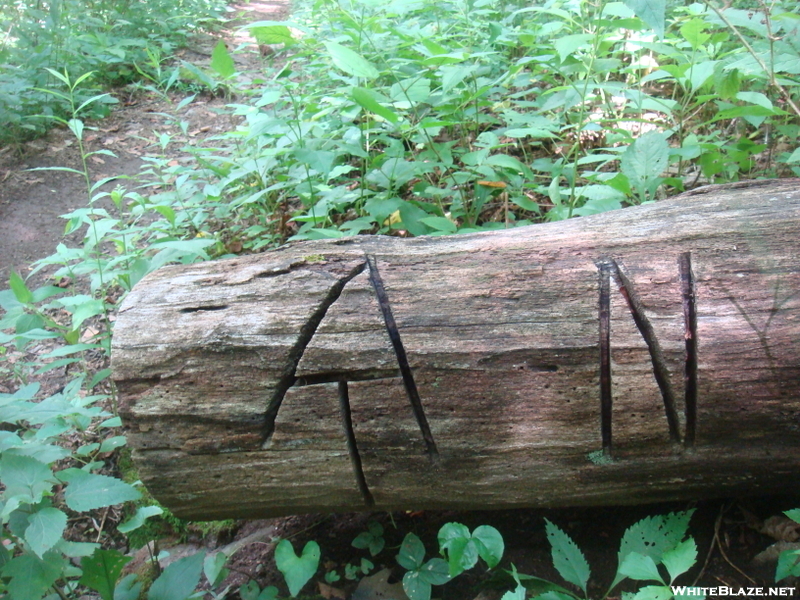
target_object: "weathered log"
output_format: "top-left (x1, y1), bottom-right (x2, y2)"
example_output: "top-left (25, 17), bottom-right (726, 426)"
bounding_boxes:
top-left (112, 180), bottom-right (800, 520)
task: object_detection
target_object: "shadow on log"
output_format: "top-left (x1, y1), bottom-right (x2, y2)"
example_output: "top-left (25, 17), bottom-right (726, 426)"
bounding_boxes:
top-left (112, 180), bottom-right (800, 520)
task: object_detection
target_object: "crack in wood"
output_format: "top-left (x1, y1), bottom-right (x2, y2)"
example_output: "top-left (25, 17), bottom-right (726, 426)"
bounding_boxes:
top-left (679, 252), bottom-right (698, 448)
top-left (610, 259), bottom-right (682, 444)
top-left (597, 259), bottom-right (613, 453)
top-left (260, 261), bottom-right (367, 449)
top-left (338, 381), bottom-right (375, 506)
top-left (366, 255), bottom-right (439, 460)
top-left (295, 369), bottom-right (402, 386)
top-left (179, 305), bottom-right (229, 313)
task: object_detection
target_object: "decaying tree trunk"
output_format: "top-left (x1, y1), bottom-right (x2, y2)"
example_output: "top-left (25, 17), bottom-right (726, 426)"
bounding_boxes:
top-left (112, 180), bottom-right (800, 520)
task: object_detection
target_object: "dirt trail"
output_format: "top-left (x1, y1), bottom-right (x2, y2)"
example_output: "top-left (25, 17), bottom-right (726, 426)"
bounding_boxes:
top-left (0, 0), bottom-right (288, 286)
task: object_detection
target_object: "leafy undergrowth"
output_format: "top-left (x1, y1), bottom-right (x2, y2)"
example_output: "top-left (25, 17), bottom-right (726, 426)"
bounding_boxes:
top-left (0, 0), bottom-right (230, 144)
top-left (1, 0), bottom-right (800, 598)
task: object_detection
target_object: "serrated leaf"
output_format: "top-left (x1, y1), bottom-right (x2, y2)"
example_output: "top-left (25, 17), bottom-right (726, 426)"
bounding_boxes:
top-left (59, 469), bottom-right (141, 511)
top-left (148, 551), bottom-right (205, 600)
top-left (250, 25), bottom-right (295, 46)
top-left (352, 87), bottom-right (399, 123)
top-left (624, 0), bottom-right (665, 38)
top-left (398, 533), bottom-right (426, 570)
top-left (776, 548), bottom-right (800, 582)
top-left (211, 41), bottom-right (235, 78)
top-left (621, 131), bottom-right (669, 186)
top-left (325, 42), bottom-right (379, 79)
top-left (117, 505), bottom-right (164, 534)
top-left (25, 507), bottom-right (67, 558)
top-left (80, 548), bottom-right (132, 600)
top-left (620, 553), bottom-right (663, 583)
top-left (662, 538), bottom-right (697, 582)
top-left (631, 584), bottom-right (674, 600)
top-left (613, 511), bottom-right (694, 588)
top-left (2, 552), bottom-right (66, 600)
top-left (785, 509), bottom-right (800, 524)
top-left (545, 519), bottom-right (590, 593)
top-left (275, 539), bottom-right (319, 597)
top-left (0, 454), bottom-right (54, 504)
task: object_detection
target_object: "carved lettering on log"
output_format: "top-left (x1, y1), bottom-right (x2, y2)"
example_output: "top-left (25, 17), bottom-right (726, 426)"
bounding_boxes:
top-left (595, 253), bottom-right (699, 456)
top-left (111, 182), bottom-right (800, 518)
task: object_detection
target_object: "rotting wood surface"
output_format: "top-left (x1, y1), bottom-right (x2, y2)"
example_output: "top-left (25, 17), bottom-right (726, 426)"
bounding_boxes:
top-left (112, 180), bottom-right (800, 520)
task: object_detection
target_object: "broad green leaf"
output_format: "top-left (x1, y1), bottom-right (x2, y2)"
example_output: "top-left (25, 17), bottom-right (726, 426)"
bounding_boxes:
top-left (485, 154), bottom-right (532, 177)
top-left (545, 519), bottom-right (590, 593)
top-left (438, 522), bottom-right (471, 550)
top-left (737, 91), bottom-right (773, 110)
top-left (419, 558), bottom-right (451, 585)
top-left (240, 581), bottom-right (280, 600)
top-left (573, 196), bottom-right (623, 216)
top-left (80, 548), bottom-right (132, 600)
top-left (619, 553), bottom-right (663, 582)
top-left (352, 87), bottom-right (399, 123)
top-left (624, 0), bottom-right (665, 38)
top-left (662, 538), bottom-right (697, 582)
top-left (117, 505), bottom-right (164, 534)
top-left (686, 61), bottom-right (717, 91)
top-left (398, 200), bottom-right (433, 237)
top-left (59, 469), bottom-right (141, 511)
top-left (420, 216), bottom-right (457, 233)
top-left (114, 573), bottom-right (142, 600)
top-left (249, 25), bottom-right (295, 46)
top-left (776, 548), bottom-right (800, 582)
top-left (631, 585), bottom-right (674, 600)
top-left (204, 551), bottom-right (229, 587)
top-left (620, 131), bottom-right (669, 194)
top-left (785, 509), bottom-right (800, 524)
top-left (293, 149), bottom-right (336, 177)
top-left (680, 18), bottom-right (710, 50)
top-left (2, 552), bottom-right (65, 600)
top-left (473, 525), bottom-right (504, 568)
top-left (99, 435), bottom-right (127, 453)
top-left (148, 551), bottom-right (205, 600)
top-left (275, 539), bottom-right (319, 597)
top-left (501, 585), bottom-right (526, 600)
top-left (554, 34), bottom-right (593, 62)
top-left (613, 511), bottom-right (694, 588)
top-left (8, 272), bottom-right (33, 304)
top-left (366, 158), bottom-right (417, 190)
top-left (403, 570), bottom-right (431, 600)
top-left (0, 454), bottom-right (53, 504)
top-left (211, 41), bottom-right (235, 78)
top-left (71, 298), bottom-right (106, 331)
top-left (397, 533), bottom-right (426, 570)
top-left (25, 507), bottom-right (67, 558)
top-left (325, 42), bottom-right (379, 79)
top-left (390, 77), bottom-right (430, 104)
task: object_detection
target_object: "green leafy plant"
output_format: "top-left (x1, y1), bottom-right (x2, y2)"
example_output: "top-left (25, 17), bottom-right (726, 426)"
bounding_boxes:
top-left (274, 538), bottom-right (320, 597)
top-left (514, 511), bottom-right (697, 600)
top-left (776, 509), bottom-right (800, 582)
top-left (397, 532), bottom-right (452, 600)
top-left (352, 520), bottom-right (386, 556)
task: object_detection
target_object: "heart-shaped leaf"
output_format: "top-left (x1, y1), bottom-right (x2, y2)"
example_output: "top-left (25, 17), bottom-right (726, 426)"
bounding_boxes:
top-left (275, 539), bottom-right (320, 597)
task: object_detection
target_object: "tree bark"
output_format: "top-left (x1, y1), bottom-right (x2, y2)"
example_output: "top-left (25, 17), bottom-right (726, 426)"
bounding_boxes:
top-left (112, 180), bottom-right (800, 520)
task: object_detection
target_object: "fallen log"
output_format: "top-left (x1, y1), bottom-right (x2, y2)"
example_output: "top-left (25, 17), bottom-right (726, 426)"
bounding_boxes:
top-left (112, 180), bottom-right (800, 520)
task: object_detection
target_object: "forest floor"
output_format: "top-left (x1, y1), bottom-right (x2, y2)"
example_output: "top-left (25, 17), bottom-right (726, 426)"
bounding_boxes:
top-left (0, 1), bottom-right (798, 598)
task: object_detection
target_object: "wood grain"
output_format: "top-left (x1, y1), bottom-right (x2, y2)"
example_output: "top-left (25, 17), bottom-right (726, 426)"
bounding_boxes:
top-left (113, 180), bottom-right (800, 519)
